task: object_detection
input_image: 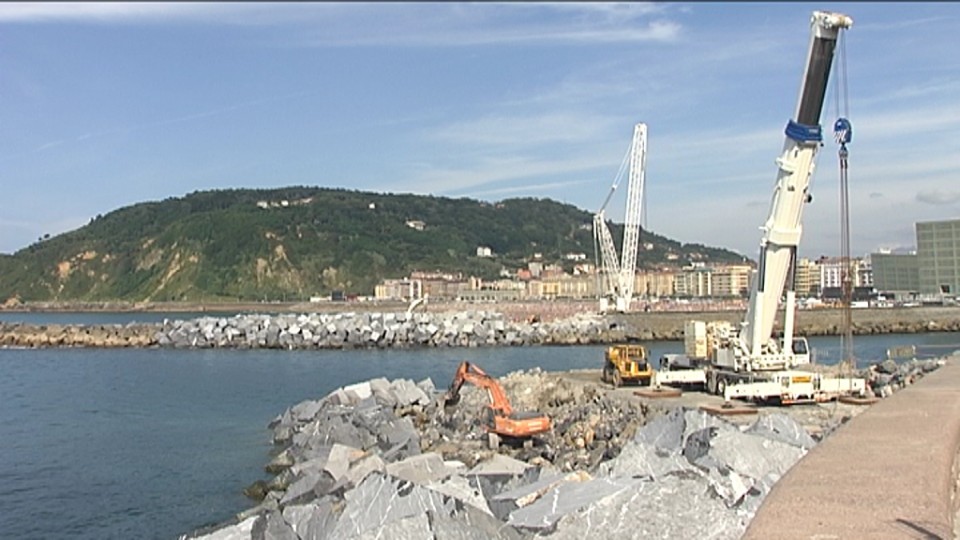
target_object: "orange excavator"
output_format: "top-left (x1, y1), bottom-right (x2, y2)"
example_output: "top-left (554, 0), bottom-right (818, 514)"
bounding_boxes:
top-left (444, 361), bottom-right (551, 448)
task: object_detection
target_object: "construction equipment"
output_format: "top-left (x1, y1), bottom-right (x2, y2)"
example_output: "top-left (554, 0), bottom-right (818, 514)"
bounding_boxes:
top-left (655, 11), bottom-right (866, 404)
top-left (594, 123), bottom-right (647, 313)
top-left (601, 344), bottom-right (653, 387)
top-left (443, 361), bottom-right (551, 448)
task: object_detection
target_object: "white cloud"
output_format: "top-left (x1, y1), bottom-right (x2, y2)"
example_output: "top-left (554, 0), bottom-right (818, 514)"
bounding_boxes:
top-left (0, 3), bottom-right (227, 23)
top-left (392, 154), bottom-right (610, 197)
top-left (0, 3), bottom-right (682, 47)
top-left (916, 190), bottom-right (960, 206)
top-left (464, 178), bottom-right (595, 198)
top-left (428, 112), bottom-right (620, 149)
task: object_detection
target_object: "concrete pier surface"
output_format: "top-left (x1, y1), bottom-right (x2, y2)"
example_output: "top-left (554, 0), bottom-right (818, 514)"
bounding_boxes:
top-left (744, 354), bottom-right (960, 539)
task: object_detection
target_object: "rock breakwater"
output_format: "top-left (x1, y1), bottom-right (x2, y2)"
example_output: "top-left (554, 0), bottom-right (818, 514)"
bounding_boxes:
top-left (1, 311), bottom-right (612, 349)
top-left (3, 306), bottom-right (960, 349)
top-left (181, 371), bottom-right (825, 540)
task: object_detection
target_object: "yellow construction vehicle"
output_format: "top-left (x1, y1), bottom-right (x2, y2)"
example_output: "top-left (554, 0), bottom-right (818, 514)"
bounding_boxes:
top-left (600, 344), bottom-right (653, 387)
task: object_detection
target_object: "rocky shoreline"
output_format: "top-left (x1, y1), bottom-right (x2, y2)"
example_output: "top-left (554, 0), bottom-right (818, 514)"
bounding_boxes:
top-left (180, 357), bottom-right (944, 540)
top-left (2, 306), bottom-right (960, 349)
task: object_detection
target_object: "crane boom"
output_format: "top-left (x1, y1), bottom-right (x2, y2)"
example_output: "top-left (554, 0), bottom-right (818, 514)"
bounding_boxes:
top-left (738, 11), bottom-right (853, 368)
top-left (656, 11), bottom-right (867, 404)
top-left (594, 211), bottom-right (621, 297)
top-left (594, 123), bottom-right (647, 313)
top-left (619, 123), bottom-right (647, 312)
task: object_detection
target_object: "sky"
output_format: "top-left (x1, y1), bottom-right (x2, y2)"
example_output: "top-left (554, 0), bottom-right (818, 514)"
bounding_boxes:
top-left (1, 2), bottom-right (959, 260)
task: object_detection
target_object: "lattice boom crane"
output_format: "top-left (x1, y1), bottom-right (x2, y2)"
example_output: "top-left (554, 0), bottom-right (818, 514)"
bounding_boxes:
top-left (594, 123), bottom-right (647, 313)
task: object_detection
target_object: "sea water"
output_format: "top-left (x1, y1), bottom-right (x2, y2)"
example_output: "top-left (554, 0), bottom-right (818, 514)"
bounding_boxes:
top-left (1, 333), bottom-right (958, 539)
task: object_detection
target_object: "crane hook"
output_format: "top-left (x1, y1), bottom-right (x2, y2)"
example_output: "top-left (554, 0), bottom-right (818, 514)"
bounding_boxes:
top-left (834, 117), bottom-right (852, 146)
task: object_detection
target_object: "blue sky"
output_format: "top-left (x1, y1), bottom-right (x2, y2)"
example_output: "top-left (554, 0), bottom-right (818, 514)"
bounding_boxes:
top-left (2, 2), bottom-right (958, 260)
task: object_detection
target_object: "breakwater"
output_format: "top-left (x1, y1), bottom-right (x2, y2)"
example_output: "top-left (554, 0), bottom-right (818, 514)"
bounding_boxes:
top-left (2, 306), bottom-right (960, 349)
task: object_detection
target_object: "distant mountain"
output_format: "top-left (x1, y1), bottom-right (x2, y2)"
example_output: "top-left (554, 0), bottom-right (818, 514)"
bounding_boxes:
top-left (0, 187), bottom-right (747, 302)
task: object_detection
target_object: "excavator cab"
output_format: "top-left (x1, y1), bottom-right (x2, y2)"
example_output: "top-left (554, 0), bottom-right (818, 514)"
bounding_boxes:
top-left (443, 361), bottom-right (551, 448)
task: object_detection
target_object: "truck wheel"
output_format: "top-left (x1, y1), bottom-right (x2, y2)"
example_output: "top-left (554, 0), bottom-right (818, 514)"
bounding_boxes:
top-left (717, 376), bottom-right (728, 397)
top-left (613, 371), bottom-right (622, 388)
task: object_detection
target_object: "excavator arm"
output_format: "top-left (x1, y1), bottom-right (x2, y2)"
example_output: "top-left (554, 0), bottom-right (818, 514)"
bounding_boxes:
top-left (444, 361), bottom-right (514, 417)
top-left (444, 361), bottom-right (550, 440)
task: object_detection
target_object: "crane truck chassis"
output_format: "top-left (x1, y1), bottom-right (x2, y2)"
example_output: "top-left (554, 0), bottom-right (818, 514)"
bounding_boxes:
top-left (655, 11), bottom-right (867, 405)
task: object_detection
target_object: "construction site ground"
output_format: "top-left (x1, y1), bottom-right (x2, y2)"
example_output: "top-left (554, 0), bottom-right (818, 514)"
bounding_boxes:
top-left (543, 368), bottom-right (868, 435)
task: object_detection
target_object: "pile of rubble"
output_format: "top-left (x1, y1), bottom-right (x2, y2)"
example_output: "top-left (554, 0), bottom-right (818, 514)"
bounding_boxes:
top-left (182, 372), bottom-right (821, 540)
top-left (420, 368), bottom-right (649, 472)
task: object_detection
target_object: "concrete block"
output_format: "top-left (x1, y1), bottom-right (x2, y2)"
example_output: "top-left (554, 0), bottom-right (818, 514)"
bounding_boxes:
top-left (385, 452), bottom-right (453, 485)
top-left (506, 476), bottom-right (640, 532)
top-left (282, 501), bottom-right (339, 540)
top-left (746, 413), bottom-right (817, 450)
top-left (489, 471), bottom-right (591, 521)
top-left (252, 511), bottom-right (298, 540)
top-left (466, 453), bottom-right (534, 477)
top-left (188, 515), bottom-right (259, 540)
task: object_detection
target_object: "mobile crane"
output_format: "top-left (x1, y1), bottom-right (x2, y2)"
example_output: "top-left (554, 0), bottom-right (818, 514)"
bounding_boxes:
top-left (655, 11), bottom-right (866, 404)
top-left (444, 361), bottom-right (551, 448)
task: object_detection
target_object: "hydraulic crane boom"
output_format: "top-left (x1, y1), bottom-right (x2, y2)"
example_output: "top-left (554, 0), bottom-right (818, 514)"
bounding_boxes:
top-left (737, 11), bottom-right (853, 370)
top-left (656, 11), bottom-right (866, 404)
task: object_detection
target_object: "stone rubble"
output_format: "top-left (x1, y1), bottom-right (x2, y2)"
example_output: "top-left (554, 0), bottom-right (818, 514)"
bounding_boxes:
top-left (857, 357), bottom-right (944, 398)
top-left (151, 311), bottom-right (612, 350)
top-left (181, 369), bottom-right (857, 540)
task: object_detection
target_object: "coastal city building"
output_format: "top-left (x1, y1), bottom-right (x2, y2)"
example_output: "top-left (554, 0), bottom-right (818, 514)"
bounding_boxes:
top-left (871, 251), bottom-right (920, 298)
top-left (795, 258), bottom-right (817, 296)
top-left (368, 253), bottom-right (920, 305)
top-left (870, 218), bottom-right (960, 300)
top-left (917, 218), bottom-right (960, 296)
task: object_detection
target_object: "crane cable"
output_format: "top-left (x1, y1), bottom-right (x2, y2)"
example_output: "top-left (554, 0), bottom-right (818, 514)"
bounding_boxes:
top-left (833, 30), bottom-right (855, 375)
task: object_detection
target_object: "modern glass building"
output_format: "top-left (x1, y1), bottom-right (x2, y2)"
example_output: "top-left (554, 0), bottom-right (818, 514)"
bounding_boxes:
top-left (917, 219), bottom-right (960, 296)
top-left (872, 218), bottom-right (960, 298)
top-left (871, 252), bottom-right (920, 294)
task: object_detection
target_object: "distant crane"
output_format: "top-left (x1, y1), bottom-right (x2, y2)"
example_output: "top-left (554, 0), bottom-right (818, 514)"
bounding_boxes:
top-left (594, 123), bottom-right (647, 313)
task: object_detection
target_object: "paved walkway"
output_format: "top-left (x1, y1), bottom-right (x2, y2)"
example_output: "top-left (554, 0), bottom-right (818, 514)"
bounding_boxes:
top-left (745, 355), bottom-right (960, 540)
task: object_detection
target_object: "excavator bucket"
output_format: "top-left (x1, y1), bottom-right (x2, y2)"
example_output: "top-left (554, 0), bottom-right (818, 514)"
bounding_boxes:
top-left (442, 392), bottom-right (461, 408)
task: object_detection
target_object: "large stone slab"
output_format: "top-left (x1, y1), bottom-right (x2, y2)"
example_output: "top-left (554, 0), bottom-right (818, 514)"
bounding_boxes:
top-left (745, 413), bottom-right (817, 450)
top-left (385, 452), bottom-right (454, 485)
top-left (330, 473), bottom-right (457, 538)
top-left (549, 475), bottom-right (747, 540)
top-left (506, 476), bottom-right (642, 532)
top-left (188, 516), bottom-right (258, 540)
top-left (281, 501), bottom-right (339, 540)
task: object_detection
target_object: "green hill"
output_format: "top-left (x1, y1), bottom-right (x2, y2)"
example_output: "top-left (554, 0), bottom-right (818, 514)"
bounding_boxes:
top-left (0, 187), bottom-right (748, 302)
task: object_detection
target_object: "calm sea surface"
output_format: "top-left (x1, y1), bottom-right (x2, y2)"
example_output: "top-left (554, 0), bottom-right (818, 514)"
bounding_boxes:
top-left (2, 312), bottom-right (959, 539)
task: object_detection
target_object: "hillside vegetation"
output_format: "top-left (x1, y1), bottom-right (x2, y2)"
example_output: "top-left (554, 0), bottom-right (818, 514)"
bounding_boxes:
top-left (0, 187), bottom-right (747, 302)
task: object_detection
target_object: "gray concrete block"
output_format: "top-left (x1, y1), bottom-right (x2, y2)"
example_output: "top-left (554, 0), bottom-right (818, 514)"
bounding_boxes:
top-left (506, 476), bottom-right (641, 532)
top-left (385, 452), bottom-right (453, 485)
top-left (746, 413), bottom-right (817, 450)
top-left (331, 473), bottom-right (455, 538)
top-left (282, 501), bottom-right (339, 540)
top-left (252, 510), bottom-right (298, 540)
top-left (466, 453), bottom-right (534, 477)
top-left (489, 471), bottom-right (592, 522)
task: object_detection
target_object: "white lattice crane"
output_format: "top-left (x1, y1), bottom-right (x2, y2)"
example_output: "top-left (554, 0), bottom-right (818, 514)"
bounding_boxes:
top-left (594, 123), bottom-right (647, 313)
